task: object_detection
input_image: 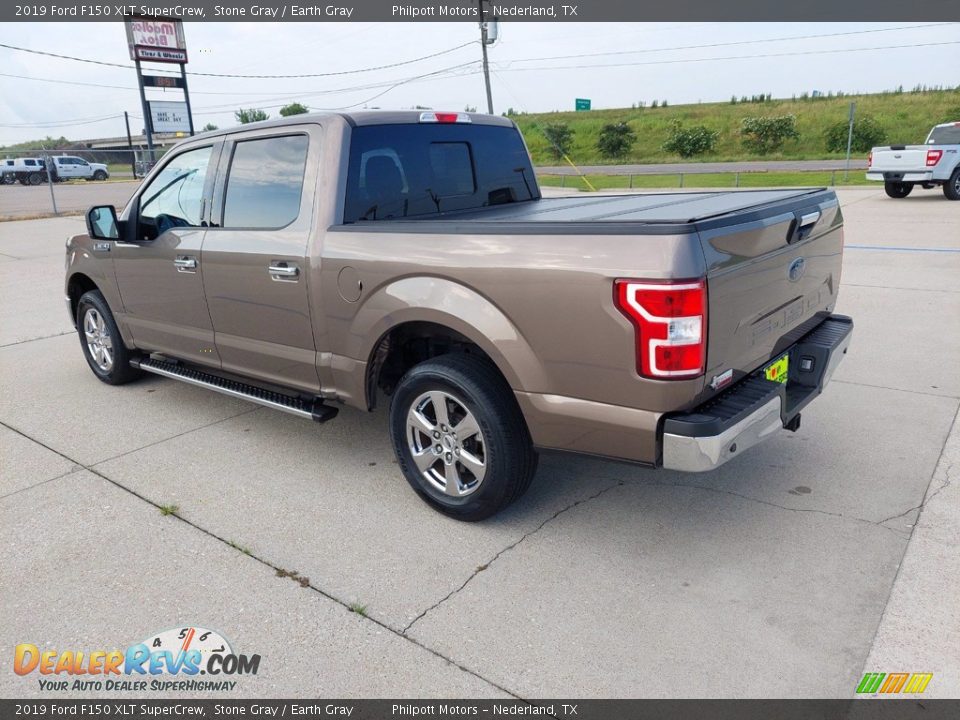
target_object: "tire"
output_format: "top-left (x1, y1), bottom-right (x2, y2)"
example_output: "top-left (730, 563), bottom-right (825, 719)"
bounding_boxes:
top-left (93, 170), bottom-right (108, 181)
top-left (884, 181), bottom-right (913, 199)
top-left (389, 353), bottom-right (538, 521)
top-left (27, 172), bottom-right (43, 186)
top-left (944, 168), bottom-right (960, 201)
top-left (76, 290), bottom-right (143, 385)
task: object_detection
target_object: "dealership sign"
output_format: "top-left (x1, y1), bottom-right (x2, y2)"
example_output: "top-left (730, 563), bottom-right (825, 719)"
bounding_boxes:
top-left (125, 18), bottom-right (188, 63)
top-left (149, 101), bottom-right (190, 133)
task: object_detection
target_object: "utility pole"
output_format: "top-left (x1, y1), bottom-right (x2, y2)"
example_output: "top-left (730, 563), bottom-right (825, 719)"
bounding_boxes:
top-left (843, 101), bottom-right (856, 182)
top-left (134, 59), bottom-right (155, 163)
top-left (478, 0), bottom-right (494, 114)
top-left (124, 111), bottom-right (137, 178)
top-left (180, 63), bottom-right (195, 136)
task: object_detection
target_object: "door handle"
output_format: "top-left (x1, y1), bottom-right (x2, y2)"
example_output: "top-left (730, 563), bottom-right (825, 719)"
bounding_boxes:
top-left (174, 256), bottom-right (198, 272)
top-left (269, 262), bottom-right (300, 281)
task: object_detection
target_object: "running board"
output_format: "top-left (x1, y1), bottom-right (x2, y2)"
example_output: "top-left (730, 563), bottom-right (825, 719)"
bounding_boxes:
top-left (132, 357), bottom-right (338, 423)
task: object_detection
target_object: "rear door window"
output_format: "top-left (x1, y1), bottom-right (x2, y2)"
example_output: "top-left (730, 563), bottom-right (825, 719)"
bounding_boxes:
top-left (222, 134), bottom-right (309, 229)
top-left (344, 123), bottom-right (537, 223)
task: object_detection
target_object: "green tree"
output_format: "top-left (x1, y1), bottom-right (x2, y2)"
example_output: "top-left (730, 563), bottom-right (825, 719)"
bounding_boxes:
top-left (596, 122), bottom-right (636, 159)
top-left (662, 120), bottom-right (719, 158)
top-left (824, 116), bottom-right (886, 154)
top-left (740, 115), bottom-right (800, 154)
top-left (201, 123), bottom-right (218, 132)
top-left (279, 103), bottom-right (309, 117)
top-left (235, 108), bottom-right (269, 124)
top-left (541, 122), bottom-right (575, 159)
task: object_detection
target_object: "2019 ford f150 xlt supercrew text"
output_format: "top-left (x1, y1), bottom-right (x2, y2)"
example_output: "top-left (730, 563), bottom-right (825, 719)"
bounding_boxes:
top-left (66, 111), bottom-right (853, 520)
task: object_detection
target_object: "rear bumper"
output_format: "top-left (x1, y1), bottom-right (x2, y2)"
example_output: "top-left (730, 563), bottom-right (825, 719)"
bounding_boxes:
top-left (662, 314), bottom-right (853, 472)
top-left (866, 171), bottom-right (933, 183)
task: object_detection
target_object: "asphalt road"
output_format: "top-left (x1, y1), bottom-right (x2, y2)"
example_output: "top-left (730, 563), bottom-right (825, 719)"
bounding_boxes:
top-left (0, 180), bottom-right (140, 220)
top-left (538, 159), bottom-right (869, 175)
top-left (0, 187), bottom-right (957, 699)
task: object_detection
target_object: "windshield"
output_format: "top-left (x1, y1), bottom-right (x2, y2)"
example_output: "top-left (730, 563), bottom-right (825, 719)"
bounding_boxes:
top-left (343, 123), bottom-right (538, 223)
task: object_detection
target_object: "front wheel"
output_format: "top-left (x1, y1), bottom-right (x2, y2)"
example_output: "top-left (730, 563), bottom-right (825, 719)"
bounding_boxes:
top-left (389, 353), bottom-right (537, 521)
top-left (93, 170), bottom-right (108, 181)
top-left (884, 181), bottom-right (913, 199)
top-left (944, 168), bottom-right (960, 201)
top-left (76, 290), bottom-right (143, 385)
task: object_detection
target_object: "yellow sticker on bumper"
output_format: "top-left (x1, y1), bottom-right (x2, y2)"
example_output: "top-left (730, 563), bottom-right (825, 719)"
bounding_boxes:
top-left (765, 355), bottom-right (789, 384)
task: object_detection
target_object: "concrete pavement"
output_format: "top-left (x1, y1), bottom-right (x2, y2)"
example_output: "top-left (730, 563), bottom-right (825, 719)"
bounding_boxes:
top-left (0, 187), bottom-right (957, 699)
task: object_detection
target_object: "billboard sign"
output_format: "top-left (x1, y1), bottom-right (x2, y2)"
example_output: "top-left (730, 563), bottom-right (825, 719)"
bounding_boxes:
top-left (126, 18), bottom-right (188, 64)
top-left (149, 101), bottom-right (190, 133)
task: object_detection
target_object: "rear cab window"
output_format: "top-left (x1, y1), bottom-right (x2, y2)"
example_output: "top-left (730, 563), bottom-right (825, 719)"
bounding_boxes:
top-left (928, 125), bottom-right (960, 145)
top-left (343, 122), bottom-right (538, 223)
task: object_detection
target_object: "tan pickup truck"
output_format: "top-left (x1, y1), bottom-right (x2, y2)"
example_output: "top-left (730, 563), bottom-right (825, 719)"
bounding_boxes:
top-left (67, 111), bottom-right (852, 520)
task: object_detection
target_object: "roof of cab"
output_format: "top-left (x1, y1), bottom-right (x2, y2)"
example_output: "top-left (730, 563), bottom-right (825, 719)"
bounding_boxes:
top-left (191, 110), bottom-right (515, 142)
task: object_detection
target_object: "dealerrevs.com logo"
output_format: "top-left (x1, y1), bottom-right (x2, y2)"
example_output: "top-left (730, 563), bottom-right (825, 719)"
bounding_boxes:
top-left (13, 627), bottom-right (260, 693)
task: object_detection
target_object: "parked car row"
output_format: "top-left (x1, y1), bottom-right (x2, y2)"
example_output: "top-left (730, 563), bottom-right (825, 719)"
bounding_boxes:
top-left (2, 155), bottom-right (110, 185)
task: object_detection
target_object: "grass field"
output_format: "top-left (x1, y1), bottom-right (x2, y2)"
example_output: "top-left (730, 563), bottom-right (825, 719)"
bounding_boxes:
top-left (537, 170), bottom-right (875, 191)
top-left (514, 89), bottom-right (960, 166)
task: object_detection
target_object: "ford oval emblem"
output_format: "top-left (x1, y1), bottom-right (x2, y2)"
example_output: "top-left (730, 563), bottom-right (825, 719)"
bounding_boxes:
top-left (788, 257), bottom-right (806, 282)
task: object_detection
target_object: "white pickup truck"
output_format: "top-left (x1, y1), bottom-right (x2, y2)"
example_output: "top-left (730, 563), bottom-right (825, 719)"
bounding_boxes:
top-left (1, 155), bottom-right (110, 185)
top-left (50, 155), bottom-right (110, 182)
top-left (867, 121), bottom-right (960, 200)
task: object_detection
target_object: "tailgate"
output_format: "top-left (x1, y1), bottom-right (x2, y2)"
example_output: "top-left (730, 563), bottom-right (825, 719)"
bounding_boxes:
top-left (871, 146), bottom-right (928, 171)
top-left (697, 189), bottom-right (843, 397)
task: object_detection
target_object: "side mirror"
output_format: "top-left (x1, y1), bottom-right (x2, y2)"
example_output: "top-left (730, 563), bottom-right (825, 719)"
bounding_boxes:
top-left (86, 205), bottom-right (119, 240)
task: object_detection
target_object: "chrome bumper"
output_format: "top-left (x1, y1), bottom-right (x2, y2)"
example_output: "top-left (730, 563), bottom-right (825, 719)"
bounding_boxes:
top-left (662, 315), bottom-right (853, 473)
top-left (663, 396), bottom-right (784, 472)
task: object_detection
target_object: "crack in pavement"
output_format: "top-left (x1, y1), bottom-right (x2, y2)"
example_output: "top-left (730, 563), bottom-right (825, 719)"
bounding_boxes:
top-left (831, 379), bottom-right (960, 400)
top-left (402, 480), bottom-right (626, 635)
top-left (877, 462), bottom-right (955, 528)
top-left (0, 465), bottom-right (84, 501)
top-left (0, 419), bottom-right (521, 700)
top-left (0, 330), bottom-right (74, 349)
top-left (638, 477), bottom-right (912, 538)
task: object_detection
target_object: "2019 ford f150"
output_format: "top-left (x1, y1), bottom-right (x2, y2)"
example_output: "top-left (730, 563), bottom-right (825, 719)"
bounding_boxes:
top-left (66, 111), bottom-right (853, 520)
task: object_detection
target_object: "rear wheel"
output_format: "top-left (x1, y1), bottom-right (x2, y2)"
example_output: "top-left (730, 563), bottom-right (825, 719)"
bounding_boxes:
top-left (389, 353), bottom-right (537, 521)
top-left (944, 168), bottom-right (960, 201)
top-left (884, 181), bottom-right (913, 198)
top-left (27, 172), bottom-right (43, 186)
top-left (76, 290), bottom-right (142, 385)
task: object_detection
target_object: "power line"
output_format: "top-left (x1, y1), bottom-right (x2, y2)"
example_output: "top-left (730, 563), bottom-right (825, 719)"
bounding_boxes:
top-left (0, 114), bottom-right (125, 129)
top-left (497, 41), bottom-right (960, 72)
top-left (0, 40), bottom-right (477, 79)
top-left (502, 23), bottom-right (958, 65)
top-left (191, 62), bottom-right (481, 115)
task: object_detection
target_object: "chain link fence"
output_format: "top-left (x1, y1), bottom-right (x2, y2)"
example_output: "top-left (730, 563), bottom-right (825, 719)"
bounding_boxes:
top-left (0, 147), bottom-right (171, 220)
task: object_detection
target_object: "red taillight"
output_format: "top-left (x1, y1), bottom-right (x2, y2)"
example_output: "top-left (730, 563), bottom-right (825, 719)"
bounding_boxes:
top-left (867, 151), bottom-right (872, 168)
top-left (614, 279), bottom-right (707, 379)
top-left (926, 149), bottom-right (943, 167)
